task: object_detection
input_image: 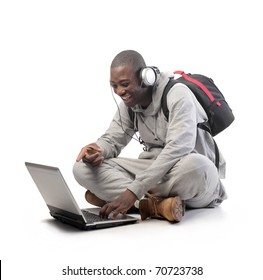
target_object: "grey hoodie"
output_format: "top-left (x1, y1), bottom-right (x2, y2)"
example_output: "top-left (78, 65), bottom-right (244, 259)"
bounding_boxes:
top-left (96, 72), bottom-right (226, 199)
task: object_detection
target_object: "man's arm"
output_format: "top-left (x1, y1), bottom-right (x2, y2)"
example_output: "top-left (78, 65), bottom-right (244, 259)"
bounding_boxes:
top-left (126, 84), bottom-right (206, 199)
top-left (76, 101), bottom-right (134, 166)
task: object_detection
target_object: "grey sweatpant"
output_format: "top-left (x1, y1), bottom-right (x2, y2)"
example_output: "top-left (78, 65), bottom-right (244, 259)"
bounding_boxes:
top-left (73, 154), bottom-right (227, 208)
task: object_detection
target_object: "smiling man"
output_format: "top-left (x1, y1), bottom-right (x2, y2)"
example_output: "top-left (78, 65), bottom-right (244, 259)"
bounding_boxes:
top-left (110, 52), bottom-right (153, 108)
top-left (73, 50), bottom-right (227, 222)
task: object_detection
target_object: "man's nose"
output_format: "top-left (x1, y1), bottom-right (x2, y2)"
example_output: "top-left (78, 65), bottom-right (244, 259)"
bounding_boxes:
top-left (116, 87), bottom-right (125, 96)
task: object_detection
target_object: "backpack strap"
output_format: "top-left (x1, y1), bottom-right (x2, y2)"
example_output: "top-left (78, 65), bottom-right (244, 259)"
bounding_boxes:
top-left (161, 78), bottom-right (178, 120)
top-left (162, 77), bottom-right (220, 169)
top-left (129, 76), bottom-right (220, 169)
top-left (197, 123), bottom-right (220, 169)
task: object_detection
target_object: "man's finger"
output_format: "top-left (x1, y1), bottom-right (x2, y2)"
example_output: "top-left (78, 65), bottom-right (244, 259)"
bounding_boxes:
top-left (76, 147), bottom-right (89, 162)
top-left (100, 203), bottom-right (116, 219)
top-left (76, 146), bottom-right (101, 162)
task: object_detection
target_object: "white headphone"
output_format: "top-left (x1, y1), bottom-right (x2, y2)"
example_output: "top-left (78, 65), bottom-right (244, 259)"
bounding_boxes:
top-left (140, 66), bottom-right (160, 87)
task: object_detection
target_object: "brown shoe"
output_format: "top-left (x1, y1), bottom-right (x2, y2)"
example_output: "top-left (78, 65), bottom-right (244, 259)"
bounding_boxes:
top-left (85, 190), bottom-right (107, 207)
top-left (139, 193), bottom-right (185, 223)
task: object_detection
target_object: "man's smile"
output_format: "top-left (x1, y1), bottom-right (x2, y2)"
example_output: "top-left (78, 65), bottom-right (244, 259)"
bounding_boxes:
top-left (121, 93), bottom-right (132, 101)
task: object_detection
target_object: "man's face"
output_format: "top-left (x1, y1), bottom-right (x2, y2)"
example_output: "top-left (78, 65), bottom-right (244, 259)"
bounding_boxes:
top-left (110, 65), bottom-right (151, 108)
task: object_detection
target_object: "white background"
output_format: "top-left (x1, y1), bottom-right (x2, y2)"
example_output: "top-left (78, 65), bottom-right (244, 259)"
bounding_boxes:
top-left (1, 0), bottom-right (262, 279)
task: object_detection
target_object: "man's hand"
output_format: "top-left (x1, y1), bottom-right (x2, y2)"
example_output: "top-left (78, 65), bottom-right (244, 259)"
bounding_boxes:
top-left (99, 189), bottom-right (137, 219)
top-left (76, 143), bottom-right (104, 167)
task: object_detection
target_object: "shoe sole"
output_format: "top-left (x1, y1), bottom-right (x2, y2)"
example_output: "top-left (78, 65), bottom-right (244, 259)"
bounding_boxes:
top-left (170, 196), bottom-right (185, 222)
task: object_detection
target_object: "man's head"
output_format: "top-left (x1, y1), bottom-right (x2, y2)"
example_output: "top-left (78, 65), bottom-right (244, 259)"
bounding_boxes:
top-left (111, 50), bottom-right (146, 78)
top-left (110, 50), bottom-right (154, 108)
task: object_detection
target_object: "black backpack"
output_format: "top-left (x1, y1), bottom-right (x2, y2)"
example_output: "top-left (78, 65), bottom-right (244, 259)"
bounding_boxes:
top-left (162, 71), bottom-right (234, 136)
top-left (128, 70), bottom-right (235, 168)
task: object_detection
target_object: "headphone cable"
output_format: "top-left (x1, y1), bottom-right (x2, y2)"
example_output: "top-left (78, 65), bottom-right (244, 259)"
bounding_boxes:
top-left (110, 87), bottom-right (141, 143)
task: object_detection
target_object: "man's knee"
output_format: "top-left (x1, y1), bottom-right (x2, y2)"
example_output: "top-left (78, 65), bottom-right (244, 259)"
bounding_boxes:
top-left (168, 154), bottom-right (219, 202)
top-left (72, 161), bottom-right (92, 186)
top-left (73, 161), bottom-right (82, 180)
top-left (180, 153), bottom-right (216, 174)
top-left (181, 154), bottom-right (220, 208)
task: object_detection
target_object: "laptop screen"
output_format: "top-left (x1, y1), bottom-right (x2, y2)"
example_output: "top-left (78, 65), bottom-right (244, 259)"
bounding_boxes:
top-left (25, 162), bottom-right (83, 216)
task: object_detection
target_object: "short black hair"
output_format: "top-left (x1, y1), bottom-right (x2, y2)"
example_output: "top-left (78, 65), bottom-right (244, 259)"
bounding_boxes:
top-left (110, 50), bottom-right (146, 74)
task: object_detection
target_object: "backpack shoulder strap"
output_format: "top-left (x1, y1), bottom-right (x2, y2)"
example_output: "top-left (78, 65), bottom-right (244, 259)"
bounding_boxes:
top-left (161, 78), bottom-right (178, 120)
top-left (162, 77), bottom-right (220, 169)
top-left (197, 122), bottom-right (219, 168)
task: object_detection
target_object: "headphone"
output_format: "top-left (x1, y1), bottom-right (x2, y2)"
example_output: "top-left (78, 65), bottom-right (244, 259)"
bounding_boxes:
top-left (140, 66), bottom-right (160, 87)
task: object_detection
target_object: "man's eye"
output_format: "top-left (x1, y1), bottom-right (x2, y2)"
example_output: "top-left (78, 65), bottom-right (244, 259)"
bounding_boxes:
top-left (121, 83), bottom-right (129, 87)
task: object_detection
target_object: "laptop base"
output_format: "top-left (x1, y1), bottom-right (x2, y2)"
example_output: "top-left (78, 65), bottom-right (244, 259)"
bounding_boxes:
top-left (51, 212), bottom-right (138, 230)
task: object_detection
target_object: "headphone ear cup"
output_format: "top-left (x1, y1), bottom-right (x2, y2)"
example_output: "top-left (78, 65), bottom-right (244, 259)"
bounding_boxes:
top-left (140, 67), bottom-right (158, 87)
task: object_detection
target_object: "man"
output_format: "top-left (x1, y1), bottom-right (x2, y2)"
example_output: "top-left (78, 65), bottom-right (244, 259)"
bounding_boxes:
top-left (73, 50), bottom-right (227, 222)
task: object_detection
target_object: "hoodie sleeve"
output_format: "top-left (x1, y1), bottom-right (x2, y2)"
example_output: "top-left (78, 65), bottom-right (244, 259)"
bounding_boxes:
top-left (96, 101), bottom-right (135, 158)
top-left (126, 84), bottom-right (207, 199)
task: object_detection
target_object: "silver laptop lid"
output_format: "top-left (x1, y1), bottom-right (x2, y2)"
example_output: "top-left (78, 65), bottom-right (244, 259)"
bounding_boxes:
top-left (25, 162), bottom-right (83, 217)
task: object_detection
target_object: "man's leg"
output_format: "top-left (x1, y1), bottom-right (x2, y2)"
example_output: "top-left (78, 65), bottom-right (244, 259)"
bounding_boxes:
top-left (138, 153), bottom-right (227, 222)
top-left (73, 157), bottom-right (153, 202)
top-left (154, 153), bottom-right (227, 208)
top-left (73, 154), bottom-right (227, 208)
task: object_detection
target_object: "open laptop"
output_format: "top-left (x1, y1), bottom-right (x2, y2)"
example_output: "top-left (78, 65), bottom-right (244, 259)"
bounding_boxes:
top-left (25, 162), bottom-right (138, 230)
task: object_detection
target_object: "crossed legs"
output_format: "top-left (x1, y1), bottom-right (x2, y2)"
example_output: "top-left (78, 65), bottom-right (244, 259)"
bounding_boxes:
top-left (73, 153), bottom-right (226, 209)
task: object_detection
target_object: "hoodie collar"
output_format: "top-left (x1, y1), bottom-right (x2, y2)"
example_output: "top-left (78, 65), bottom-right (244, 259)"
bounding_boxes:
top-left (131, 71), bottom-right (174, 116)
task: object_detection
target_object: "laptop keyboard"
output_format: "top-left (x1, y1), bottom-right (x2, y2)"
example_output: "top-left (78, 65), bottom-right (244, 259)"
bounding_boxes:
top-left (81, 210), bottom-right (109, 222)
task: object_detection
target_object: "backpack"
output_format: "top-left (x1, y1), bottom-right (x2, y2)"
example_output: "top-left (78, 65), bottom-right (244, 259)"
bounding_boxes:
top-left (128, 70), bottom-right (235, 168)
top-left (162, 71), bottom-right (235, 137)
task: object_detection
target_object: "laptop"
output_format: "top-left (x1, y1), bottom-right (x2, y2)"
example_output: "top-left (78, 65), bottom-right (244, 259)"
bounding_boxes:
top-left (25, 162), bottom-right (138, 230)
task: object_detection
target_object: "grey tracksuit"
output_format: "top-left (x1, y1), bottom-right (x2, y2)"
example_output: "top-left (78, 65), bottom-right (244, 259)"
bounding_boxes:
top-left (73, 72), bottom-right (227, 208)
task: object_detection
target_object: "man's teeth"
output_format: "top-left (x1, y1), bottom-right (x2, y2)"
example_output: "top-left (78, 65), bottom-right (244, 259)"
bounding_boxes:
top-left (122, 94), bottom-right (131, 100)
